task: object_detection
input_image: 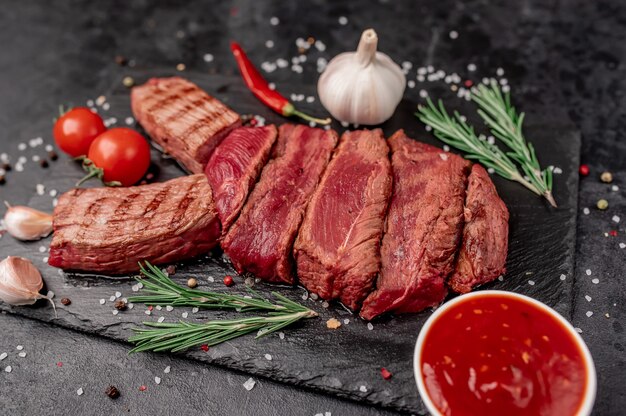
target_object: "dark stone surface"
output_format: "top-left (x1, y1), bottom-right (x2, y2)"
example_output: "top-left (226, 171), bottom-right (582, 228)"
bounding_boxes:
top-left (0, 0), bottom-right (624, 414)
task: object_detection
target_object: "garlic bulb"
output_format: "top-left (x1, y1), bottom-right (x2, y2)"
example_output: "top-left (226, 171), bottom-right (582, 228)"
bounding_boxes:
top-left (317, 29), bottom-right (406, 125)
top-left (0, 256), bottom-right (55, 316)
top-left (3, 202), bottom-right (53, 241)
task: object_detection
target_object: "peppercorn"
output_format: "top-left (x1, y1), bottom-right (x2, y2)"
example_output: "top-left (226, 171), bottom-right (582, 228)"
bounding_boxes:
top-left (105, 385), bottom-right (121, 399)
top-left (579, 164), bottom-right (590, 176)
top-left (114, 300), bottom-right (127, 311)
top-left (166, 265), bottom-right (176, 275)
top-left (223, 275), bottom-right (234, 287)
top-left (298, 46), bottom-right (306, 54)
top-left (176, 63), bottom-right (186, 71)
top-left (60, 297), bottom-right (71, 306)
top-left (597, 199), bottom-right (609, 210)
top-left (0, 175), bottom-right (5, 185)
top-left (114, 55), bottom-right (128, 66)
top-left (48, 151), bottom-right (58, 161)
top-left (39, 159), bottom-right (49, 168)
top-left (187, 277), bottom-right (197, 288)
top-left (1, 162), bottom-right (11, 171)
top-left (600, 171), bottom-right (613, 183)
top-left (307, 36), bottom-right (315, 44)
top-left (122, 76), bottom-right (135, 88)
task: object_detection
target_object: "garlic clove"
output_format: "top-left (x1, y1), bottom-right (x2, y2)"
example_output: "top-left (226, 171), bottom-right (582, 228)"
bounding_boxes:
top-left (0, 257), bottom-right (55, 317)
top-left (3, 202), bottom-right (53, 241)
top-left (318, 28), bottom-right (406, 125)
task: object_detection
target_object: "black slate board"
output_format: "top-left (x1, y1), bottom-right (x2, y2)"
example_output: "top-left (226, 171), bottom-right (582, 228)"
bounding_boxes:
top-left (0, 71), bottom-right (580, 414)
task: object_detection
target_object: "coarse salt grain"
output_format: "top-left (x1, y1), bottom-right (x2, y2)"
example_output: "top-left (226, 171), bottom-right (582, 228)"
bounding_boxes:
top-left (77, 387), bottom-right (84, 396)
top-left (243, 377), bottom-right (256, 391)
top-left (359, 385), bottom-right (368, 392)
top-left (125, 117), bottom-right (134, 125)
top-left (155, 376), bottom-right (161, 385)
top-left (192, 307), bottom-right (199, 313)
top-left (279, 332), bottom-right (285, 340)
top-left (338, 16), bottom-right (348, 25)
top-left (115, 291), bottom-right (121, 298)
top-left (112, 310), bottom-right (119, 316)
top-left (583, 208), bottom-right (590, 215)
top-left (0, 353), bottom-right (6, 361)
top-left (16, 345), bottom-right (23, 351)
top-left (166, 305), bottom-right (174, 312)
top-left (109, 295), bottom-right (116, 302)
top-left (528, 280), bottom-right (535, 286)
top-left (553, 167), bottom-right (563, 174)
top-left (560, 274), bottom-right (567, 280)
top-left (264, 354), bottom-right (272, 361)
top-left (592, 278), bottom-right (599, 284)
top-left (145, 310), bottom-right (151, 315)
top-left (367, 323), bottom-right (374, 331)
top-left (156, 305), bottom-right (162, 311)
top-left (5, 366), bottom-right (12, 373)
top-left (36, 184), bottom-right (45, 195)
top-left (612, 215), bottom-right (620, 223)
top-left (182, 312), bottom-right (188, 318)
top-left (585, 269), bottom-right (592, 276)
top-left (99, 299), bottom-right (105, 305)
top-left (18, 143), bottom-right (27, 151)
top-left (270, 16), bottom-right (279, 25)
top-left (611, 185), bottom-right (619, 192)
top-left (586, 311), bottom-right (593, 317)
top-left (164, 366), bottom-right (171, 374)
top-left (619, 243), bottom-right (626, 249)
top-left (158, 317), bottom-right (165, 323)
top-left (449, 30), bottom-right (458, 39)
top-left (203, 54), bottom-right (214, 63)
top-left (207, 276), bottom-right (215, 283)
top-left (585, 295), bottom-right (592, 302)
top-left (467, 63), bottom-right (477, 72)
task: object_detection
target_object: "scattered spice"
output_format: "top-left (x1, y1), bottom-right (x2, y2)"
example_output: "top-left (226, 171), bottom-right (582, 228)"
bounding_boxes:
top-left (139, 385), bottom-right (147, 392)
top-left (187, 277), bottom-right (197, 288)
top-left (600, 171), bottom-right (613, 183)
top-left (579, 164), bottom-right (590, 176)
top-left (56, 361), bottom-right (63, 367)
top-left (596, 199), bottom-right (609, 210)
top-left (48, 151), bottom-right (58, 161)
top-left (176, 63), bottom-right (186, 71)
top-left (122, 76), bottom-right (135, 88)
top-left (326, 318), bottom-right (341, 329)
top-left (610, 230), bottom-right (618, 237)
top-left (165, 265), bottom-right (176, 275)
top-left (223, 275), bottom-right (234, 287)
top-left (380, 367), bottom-right (393, 380)
top-left (114, 300), bottom-right (127, 311)
top-left (105, 385), bottom-right (120, 399)
top-left (1, 162), bottom-right (11, 171)
top-left (61, 297), bottom-right (71, 306)
top-left (114, 55), bottom-right (128, 66)
top-left (39, 159), bottom-right (49, 168)
top-left (0, 175), bottom-right (5, 185)
top-left (200, 344), bottom-right (209, 352)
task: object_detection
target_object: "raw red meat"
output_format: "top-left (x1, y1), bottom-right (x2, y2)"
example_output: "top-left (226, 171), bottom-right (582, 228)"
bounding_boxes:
top-left (360, 130), bottom-right (470, 320)
top-left (448, 164), bottom-right (509, 293)
top-left (48, 174), bottom-right (221, 274)
top-left (131, 77), bottom-right (241, 173)
top-left (294, 129), bottom-right (392, 310)
top-left (205, 125), bottom-right (278, 231)
top-left (222, 124), bottom-right (338, 284)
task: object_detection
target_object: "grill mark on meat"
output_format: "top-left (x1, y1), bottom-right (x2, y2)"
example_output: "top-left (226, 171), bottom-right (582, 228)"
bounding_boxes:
top-left (144, 187), bottom-right (170, 217)
top-left (114, 193), bottom-right (140, 216)
top-left (170, 181), bottom-right (196, 229)
top-left (162, 95), bottom-right (212, 125)
top-left (77, 197), bottom-right (107, 240)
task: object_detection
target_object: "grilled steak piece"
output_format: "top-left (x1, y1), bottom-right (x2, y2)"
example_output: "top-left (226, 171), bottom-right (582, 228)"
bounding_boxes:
top-left (48, 174), bottom-right (221, 274)
top-left (222, 124), bottom-right (338, 284)
top-left (131, 77), bottom-right (241, 173)
top-left (205, 125), bottom-right (278, 232)
top-left (360, 130), bottom-right (470, 320)
top-left (448, 164), bottom-right (509, 293)
top-left (294, 129), bottom-right (392, 310)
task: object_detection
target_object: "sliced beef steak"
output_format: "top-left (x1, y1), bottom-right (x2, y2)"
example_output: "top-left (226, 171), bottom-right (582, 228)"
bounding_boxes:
top-left (222, 124), bottom-right (338, 284)
top-left (360, 130), bottom-right (470, 320)
top-left (448, 164), bottom-right (509, 293)
top-left (131, 77), bottom-right (241, 173)
top-left (294, 129), bottom-right (392, 310)
top-left (48, 174), bottom-right (221, 274)
top-left (205, 125), bottom-right (278, 231)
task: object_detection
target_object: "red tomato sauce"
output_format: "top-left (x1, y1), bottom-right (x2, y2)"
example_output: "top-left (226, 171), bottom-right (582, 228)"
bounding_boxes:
top-left (420, 293), bottom-right (588, 416)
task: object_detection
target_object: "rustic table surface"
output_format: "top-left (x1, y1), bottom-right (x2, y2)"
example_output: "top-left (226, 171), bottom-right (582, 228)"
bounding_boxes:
top-left (0, 1), bottom-right (624, 415)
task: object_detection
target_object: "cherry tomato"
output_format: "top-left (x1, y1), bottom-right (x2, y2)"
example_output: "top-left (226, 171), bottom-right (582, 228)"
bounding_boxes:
top-left (53, 107), bottom-right (106, 157)
top-left (87, 128), bottom-right (151, 186)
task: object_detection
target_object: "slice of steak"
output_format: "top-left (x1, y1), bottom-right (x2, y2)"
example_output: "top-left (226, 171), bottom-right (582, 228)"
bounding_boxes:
top-left (131, 77), bottom-right (241, 173)
top-left (448, 164), bottom-right (509, 293)
top-left (48, 174), bottom-right (221, 274)
top-left (222, 124), bottom-right (338, 284)
top-left (360, 130), bottom-right (470, 320)
top-left (205, 125), bottom-right (278, 232)
top-left (294, 129), bottom-right (392, 310)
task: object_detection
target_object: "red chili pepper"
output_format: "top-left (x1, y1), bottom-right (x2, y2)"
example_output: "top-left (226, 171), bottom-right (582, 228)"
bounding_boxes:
top-left (230, 41), bottom-right (331, 125)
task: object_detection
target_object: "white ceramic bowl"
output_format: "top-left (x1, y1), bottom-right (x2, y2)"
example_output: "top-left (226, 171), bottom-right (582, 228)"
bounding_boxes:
top-left (413, 290), bottom-right (597, 416)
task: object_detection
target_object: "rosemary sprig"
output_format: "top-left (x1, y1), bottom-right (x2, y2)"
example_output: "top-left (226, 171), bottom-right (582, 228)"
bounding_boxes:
top-left (416, 83), bottom-right (557, 207)
top-left (128, 262), bottom-right (318, 353)
top-left (129, 262), bottom-right (289, 312)
top-left (471, 81), bottom-right (556, 207)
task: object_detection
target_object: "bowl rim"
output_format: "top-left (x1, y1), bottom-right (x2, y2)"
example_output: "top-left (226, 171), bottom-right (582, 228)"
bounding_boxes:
top-left (413, 290), bottom-right (597, 416)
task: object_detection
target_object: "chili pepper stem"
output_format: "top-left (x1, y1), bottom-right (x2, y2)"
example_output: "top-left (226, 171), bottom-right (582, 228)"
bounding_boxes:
top-left (284, 103), bottom-right (332, 125)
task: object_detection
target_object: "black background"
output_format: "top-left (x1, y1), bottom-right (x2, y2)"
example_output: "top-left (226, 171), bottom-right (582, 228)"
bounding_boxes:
top-left (0, 1), bottom-right (625, 415)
